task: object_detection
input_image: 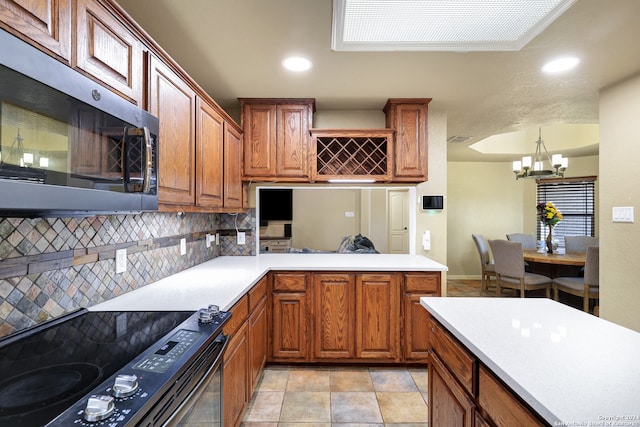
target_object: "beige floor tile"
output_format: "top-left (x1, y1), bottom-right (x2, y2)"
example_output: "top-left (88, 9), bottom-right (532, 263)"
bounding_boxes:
top-left (280, 391), bottom-right (331, 423)
top-left (408, 368), bottom-right (429, 393)
top-left (370, 368), bottom-right (419, 392)
top-left (330, 368), bottom-right (375, 391)
top-left (331, 391), bottom-right (383, 423)
top-left (256, 367), bottom-right (290, 391)
top-left (376, 391), bottom-right (429, 423)
top-left (286, 367), bottom-right (331, 391)
top-left (243, 391), bottom-right (284, 422)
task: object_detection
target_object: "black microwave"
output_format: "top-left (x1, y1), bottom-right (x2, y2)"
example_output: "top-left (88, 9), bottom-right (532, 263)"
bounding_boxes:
top-left (0, 29), bottom-right (159, 217)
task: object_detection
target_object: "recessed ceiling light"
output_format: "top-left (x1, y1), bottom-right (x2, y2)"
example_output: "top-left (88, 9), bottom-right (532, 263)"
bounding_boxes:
top-left (282, 56), bottom-right (312, 72)
top-left (541, 56), bottom-right (581, 73)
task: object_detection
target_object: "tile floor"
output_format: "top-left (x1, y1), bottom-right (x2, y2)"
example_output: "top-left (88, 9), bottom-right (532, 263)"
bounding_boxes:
top-left (241, 366), bottom-right (429, 426)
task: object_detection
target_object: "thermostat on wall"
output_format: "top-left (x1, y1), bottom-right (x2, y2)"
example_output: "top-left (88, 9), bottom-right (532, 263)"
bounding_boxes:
top-left (422, 195), bottom-right (444, 210)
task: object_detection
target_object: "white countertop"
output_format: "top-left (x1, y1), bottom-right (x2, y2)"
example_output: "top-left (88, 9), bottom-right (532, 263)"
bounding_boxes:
top-left (90, 254), bottom-right (446, 312)
top-left (420, 297), bottom-right (640, 425)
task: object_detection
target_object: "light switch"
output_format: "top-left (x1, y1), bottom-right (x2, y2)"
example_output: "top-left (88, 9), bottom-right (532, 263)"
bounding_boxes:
top-left (612, 206), bottom-right (634, 223)
top-left (237, 232), bottom-right (246, 245)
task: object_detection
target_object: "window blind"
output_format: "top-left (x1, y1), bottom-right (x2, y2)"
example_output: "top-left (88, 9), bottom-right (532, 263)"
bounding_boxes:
top-left (536, 178), bottom-right (596, 249)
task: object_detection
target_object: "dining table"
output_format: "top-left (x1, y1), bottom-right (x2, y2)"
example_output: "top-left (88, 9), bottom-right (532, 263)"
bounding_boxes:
top-left (523, 249), bottom-right (586, 277)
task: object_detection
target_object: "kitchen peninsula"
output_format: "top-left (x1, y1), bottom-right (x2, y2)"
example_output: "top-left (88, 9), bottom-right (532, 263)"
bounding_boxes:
top-left (92, 253), bottom-right (446, 426)
top-left (91, 253), bottom-right (447, 312)
top-left (421, 297), bottom-right (640, 426)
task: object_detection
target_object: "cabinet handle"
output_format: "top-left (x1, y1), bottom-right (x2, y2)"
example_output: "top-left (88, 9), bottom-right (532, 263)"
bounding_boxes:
top-left (142, 127), bottom-right (153, 194)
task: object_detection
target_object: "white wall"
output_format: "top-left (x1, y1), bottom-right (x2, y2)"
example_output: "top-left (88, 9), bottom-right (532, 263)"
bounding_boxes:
top-left (599, 73), bottom-right (640, 332)
top-left (447, 156), bottom-right (599, 280)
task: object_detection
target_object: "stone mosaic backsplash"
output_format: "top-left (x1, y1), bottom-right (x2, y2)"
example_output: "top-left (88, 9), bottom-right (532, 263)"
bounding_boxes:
top-left (0, 209), bottom-right (257, 338)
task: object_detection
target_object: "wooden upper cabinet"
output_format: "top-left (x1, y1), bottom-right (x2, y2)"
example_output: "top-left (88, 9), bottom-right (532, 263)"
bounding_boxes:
top-left (195, 97), bottom-right (224, 208)
top-left (74, 0), bottom-right (143, 106)
top-left (240, 98), bottom-right (314, 180)
top-left (149, 55), bottom-right (196, 207)
top-left (242, 102), bottom-right (276, 177)
top-left (0, 0), bottom-right (71, 62)
top-left (384, 98), bottom-right (431, 182)
top-left (223, 122), bottom-right (243, 209)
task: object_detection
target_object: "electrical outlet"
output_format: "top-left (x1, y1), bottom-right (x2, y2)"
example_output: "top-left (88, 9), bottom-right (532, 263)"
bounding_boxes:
top-left (206, 233), bottom-right (211, 248)
top-left (237, 231), bottom-right (246, 245)
top-left (180, 238), bottom-right (187, 255)
top-left (116, 248), bottom-right (127, 274)
top-left (215, 233), bottom-right (220, 246)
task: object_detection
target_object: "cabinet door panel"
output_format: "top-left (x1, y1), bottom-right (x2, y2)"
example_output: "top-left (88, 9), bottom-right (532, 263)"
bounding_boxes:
top-left (223, 122), bottom-right (243, 208)
top-left (149, 55), bottom-right (196, 206)
top-left (429, 352), bottom-right (474, 427)
top-left (276, 104), bottom-right (309, 177)
top-left (0, 0), bottom-right (71, 61)
top-left (195, 97), bottom-right (223, 207)
top-left (75, 0), bottom-right (143, 105)
top-left (355, 273), bottom-right (399, 360)
top-left (313, 273), bottom-right (354, 359)
top-left (479, 366), bottom-right (545, 427)
top-left (272, 292), bottom-right (308, 360)
top-left (224, 322), bottom-right (248, 427)
top-left (404, 294), bottom-right (433, 361)
top-left (248, 296), bottom-right (267, 397)
top-left (243, 103), bottom-right (276, 176)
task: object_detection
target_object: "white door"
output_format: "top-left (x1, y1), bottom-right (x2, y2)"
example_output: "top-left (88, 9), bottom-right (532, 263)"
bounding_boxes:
top-left (388, 189), bottom-right (409, 254)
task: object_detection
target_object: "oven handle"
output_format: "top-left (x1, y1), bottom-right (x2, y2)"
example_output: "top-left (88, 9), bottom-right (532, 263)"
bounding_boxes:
top-left (162, 333), bottom-right (229, 427)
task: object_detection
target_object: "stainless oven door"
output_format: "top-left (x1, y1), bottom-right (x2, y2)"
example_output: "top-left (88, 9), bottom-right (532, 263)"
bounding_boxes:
top-left (164, 334), bottom-right (229, 427)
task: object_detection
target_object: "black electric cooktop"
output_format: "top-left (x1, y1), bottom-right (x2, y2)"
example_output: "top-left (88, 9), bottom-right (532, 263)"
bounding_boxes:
top-left (0, 309), bottom-right (194, 426)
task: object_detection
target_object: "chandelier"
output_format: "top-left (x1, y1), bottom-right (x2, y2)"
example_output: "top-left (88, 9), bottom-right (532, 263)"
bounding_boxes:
top-left (512, 128), bottom-right (568, 179)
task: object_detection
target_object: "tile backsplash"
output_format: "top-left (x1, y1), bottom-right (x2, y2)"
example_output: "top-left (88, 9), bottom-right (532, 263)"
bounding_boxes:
top-left (0, 209), bottom-right (257, 338)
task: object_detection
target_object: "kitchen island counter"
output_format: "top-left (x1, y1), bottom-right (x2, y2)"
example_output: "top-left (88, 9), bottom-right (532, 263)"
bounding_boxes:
top-left (421, 297), bottom-right (640, 426)
top-left (90, 253), bottom-right (446, 312)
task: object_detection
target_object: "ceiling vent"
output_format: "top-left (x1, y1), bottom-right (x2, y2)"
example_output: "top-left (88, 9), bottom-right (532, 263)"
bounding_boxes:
top-left (447, 136), bottom-right (472, 144)
top-left (332, 0), bottom-right (576, 52)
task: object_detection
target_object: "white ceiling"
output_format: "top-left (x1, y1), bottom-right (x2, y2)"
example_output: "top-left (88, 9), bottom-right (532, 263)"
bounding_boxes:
top-left (115, 0), bottom-right (640, 162)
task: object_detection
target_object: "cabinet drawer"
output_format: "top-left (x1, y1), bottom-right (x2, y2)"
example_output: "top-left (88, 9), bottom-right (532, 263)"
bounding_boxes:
top-left (273, 272), bottom-right (307, 292)
top-left (405, 272), bottom-right (440, 293)
top-left (479, 366), bottom-right (545, 427)
top-left (429, 318), bottom-right (476, 395)
top-left (249, 276), bottom-right (267, 312)
top-left (224, 294), bottom-right (249, 336)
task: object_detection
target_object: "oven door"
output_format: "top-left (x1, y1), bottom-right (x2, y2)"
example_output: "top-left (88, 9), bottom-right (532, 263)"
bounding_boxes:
top-left (163, 333), bottom-right (229, 427)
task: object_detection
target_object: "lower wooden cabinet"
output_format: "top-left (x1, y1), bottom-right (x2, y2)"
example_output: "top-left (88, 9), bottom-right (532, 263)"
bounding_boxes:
top-left (429, 352), bottom-right (475, 427)
top-left (247, 278), bottom-right (268, 397)
top-left (355, 273), bottom-right (400, 360)
top-left (272, 291), bottom-right (309, 361)
top-left (313, 273), bottom-right (355, 359)
top-left (223, 320), bottom-right (248, 427)
top-left (403, 272), bottom-right (441, 362)
top-left (427, 316), bottom-right (547, 427)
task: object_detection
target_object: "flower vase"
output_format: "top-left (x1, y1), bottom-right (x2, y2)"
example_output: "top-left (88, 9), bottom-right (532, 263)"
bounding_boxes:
top-left (546, 226), bottom-right (554, 254)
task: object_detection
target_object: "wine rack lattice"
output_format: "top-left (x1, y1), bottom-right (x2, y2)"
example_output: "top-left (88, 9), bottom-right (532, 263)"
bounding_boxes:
top-left (312, 130), bottom-right (393, 180)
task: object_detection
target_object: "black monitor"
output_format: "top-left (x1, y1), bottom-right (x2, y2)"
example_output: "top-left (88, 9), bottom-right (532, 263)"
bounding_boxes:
top-left (259, 189), bottom-right (293, 221)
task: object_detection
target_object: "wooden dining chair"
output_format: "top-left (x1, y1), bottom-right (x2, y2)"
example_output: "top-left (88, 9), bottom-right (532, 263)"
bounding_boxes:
top-left (553, 246), bottom-right (599, 313)
top-left (472, 234), bottom-right (496, 291)
top-left (489, 239), bottom-right (552, 298)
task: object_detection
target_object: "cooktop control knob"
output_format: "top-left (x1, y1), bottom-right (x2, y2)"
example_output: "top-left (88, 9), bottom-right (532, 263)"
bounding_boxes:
top-left (198, 305), bottom-right (219, 324)
top-left (112, 374), bottom-right (139, 398)
top-left (84, 395), bottom-right (115, 422)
